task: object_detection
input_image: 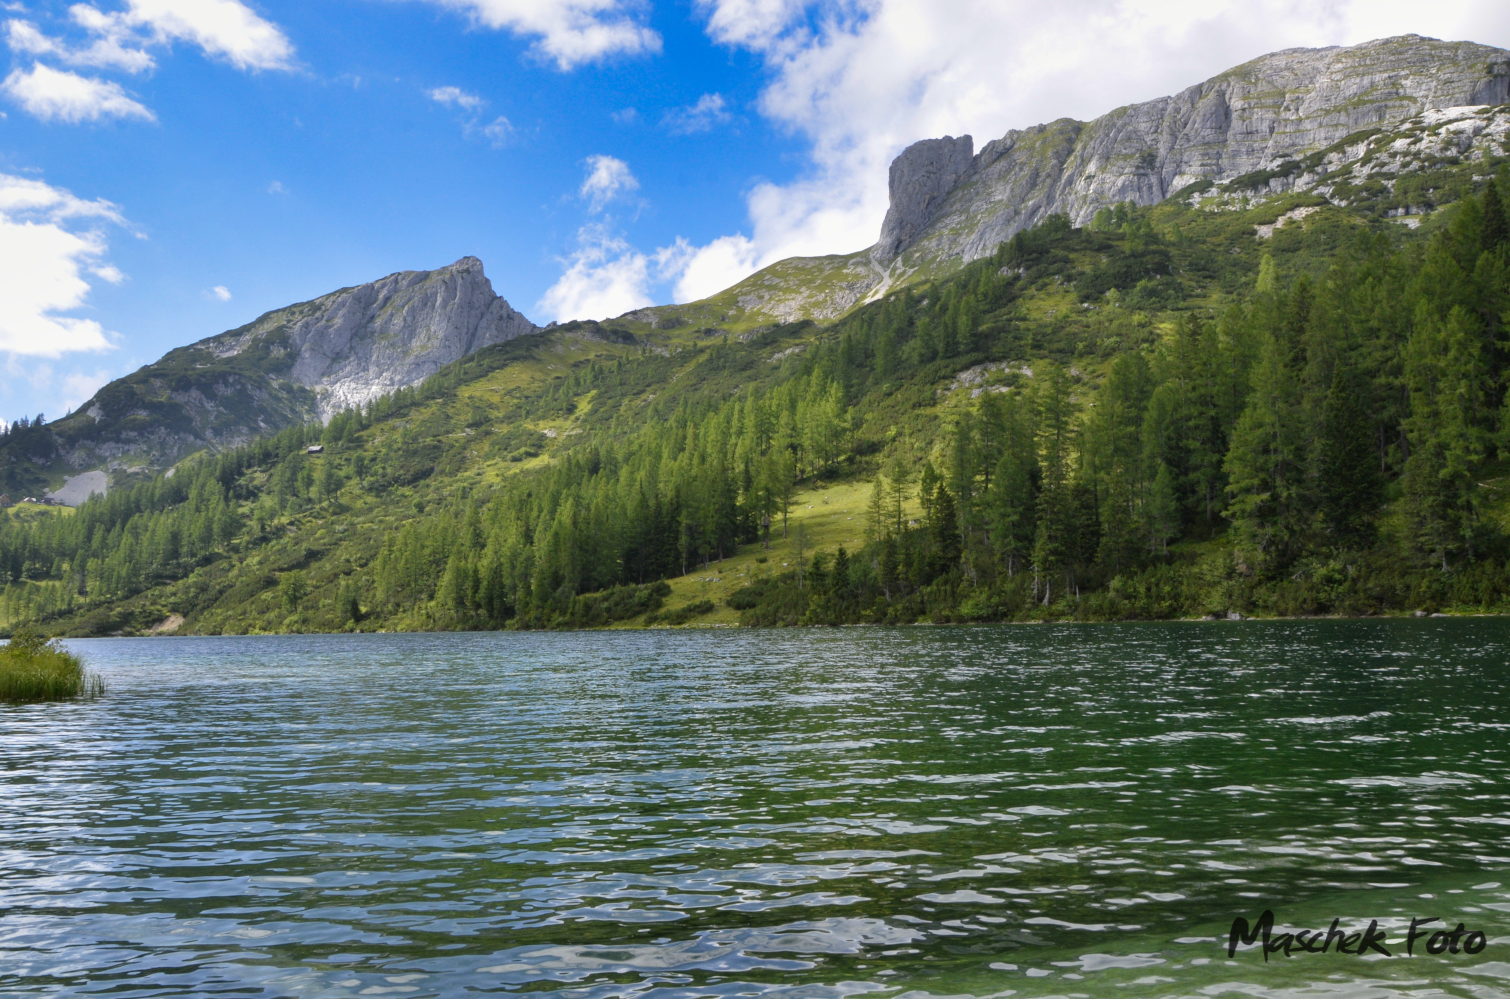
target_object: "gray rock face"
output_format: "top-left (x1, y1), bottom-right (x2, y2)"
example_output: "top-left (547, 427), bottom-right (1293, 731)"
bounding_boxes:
top-left (878, 34), bottom-right (1510, 278)
top-left (27, 257), bottom-right (538, 475)
top-left (872, 135), bottom-right (976, 264)
top-left (203, 256), bottom-right (536, 419)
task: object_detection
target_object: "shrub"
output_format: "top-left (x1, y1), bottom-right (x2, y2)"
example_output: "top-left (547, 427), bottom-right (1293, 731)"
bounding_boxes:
top-left (648, 599), bottom-right (715, 626)
top-left (0, 628), bottom-right (104, 703)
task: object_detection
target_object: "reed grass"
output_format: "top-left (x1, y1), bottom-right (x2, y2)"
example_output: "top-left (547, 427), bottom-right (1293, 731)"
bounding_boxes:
top-left (0, 628), bottom-right (104, 703)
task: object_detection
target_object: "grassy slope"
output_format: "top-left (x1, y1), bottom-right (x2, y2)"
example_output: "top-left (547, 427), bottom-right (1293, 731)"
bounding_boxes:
top-left (6, 134), bottom-right (1508, 635)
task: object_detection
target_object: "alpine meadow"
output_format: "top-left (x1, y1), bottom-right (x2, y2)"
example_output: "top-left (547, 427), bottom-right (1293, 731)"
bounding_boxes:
top-left (3, 158), bottom-right (1510, 635)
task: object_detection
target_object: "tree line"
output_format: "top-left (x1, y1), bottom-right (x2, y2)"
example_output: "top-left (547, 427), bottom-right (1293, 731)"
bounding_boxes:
top-left (2, 176), bottom-right (1508, 632)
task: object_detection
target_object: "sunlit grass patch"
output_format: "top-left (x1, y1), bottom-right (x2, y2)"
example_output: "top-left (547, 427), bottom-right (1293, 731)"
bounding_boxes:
top-left (0, 629), bottom-right (104, 703)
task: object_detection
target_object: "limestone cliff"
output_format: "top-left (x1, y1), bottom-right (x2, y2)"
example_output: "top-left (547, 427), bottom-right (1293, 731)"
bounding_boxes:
top-left (883, 34), bottom-right (1509, 280)
top-left (17, 257), bottom-right (537, 479)
top-left (872, 135), bottom-right (976, 264)
top-left (200, 256), bottom-right (535, 419)
top-left (667, 33), bottom-right (1510, 324)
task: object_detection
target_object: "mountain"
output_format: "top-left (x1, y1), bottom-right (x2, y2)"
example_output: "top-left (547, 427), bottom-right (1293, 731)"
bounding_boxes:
top-left (643, 34), bottom-right (1510, 326)
top-left (2, 27), bottom-right (1509, 636)
top-left (1, 257), bottom-right (535, 496)
top-left (3, 33), bottom-right (1507, 505)
top-left (5, 162), bottom-right (1510, 636)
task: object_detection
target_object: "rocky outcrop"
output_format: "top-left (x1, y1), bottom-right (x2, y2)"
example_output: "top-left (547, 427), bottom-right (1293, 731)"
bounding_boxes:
top-left (202, 256), bottom-right (536, 419)
top-left (880, 35), bottom-right (1510, 276)
top-left (872, 135), bottom-right (975, 264)
top-left (20, 258), bottom-right (537, 475)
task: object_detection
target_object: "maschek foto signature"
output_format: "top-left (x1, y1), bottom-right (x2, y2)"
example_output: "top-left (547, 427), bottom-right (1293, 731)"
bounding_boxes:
top-left (1230, 911), bottom-right (1488, 960)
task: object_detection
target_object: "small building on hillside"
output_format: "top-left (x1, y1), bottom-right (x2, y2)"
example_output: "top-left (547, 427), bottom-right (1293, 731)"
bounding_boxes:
top-left (306, 444), bottom-right (324, 454)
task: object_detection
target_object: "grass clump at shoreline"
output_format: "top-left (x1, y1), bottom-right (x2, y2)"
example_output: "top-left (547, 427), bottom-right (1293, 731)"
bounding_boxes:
top-left (0, 628), bottom-right (104, 703)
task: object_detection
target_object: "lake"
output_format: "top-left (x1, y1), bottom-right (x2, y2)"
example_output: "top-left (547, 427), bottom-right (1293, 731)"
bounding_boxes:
top-left (2, 621), bottom-right (1509, 997)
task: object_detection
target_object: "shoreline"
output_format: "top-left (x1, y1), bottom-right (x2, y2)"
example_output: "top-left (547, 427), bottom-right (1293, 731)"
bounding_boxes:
top-left (55, 609), bottom-right (1506, 639)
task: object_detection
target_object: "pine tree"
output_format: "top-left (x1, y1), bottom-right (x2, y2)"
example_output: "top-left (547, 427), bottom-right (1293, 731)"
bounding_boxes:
top-left (929, 485), bottom-right (963, 579)
top-left (1145, 462), bottom-right (1179, 555)
top-left (1402, 305), bottom-right (1492, 567)
top-left (1224, 332), bottom-right (1306, 564)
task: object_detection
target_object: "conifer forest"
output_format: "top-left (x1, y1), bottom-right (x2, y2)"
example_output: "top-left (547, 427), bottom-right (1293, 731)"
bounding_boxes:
top-left (3, 174), bottom-right (1510, 635)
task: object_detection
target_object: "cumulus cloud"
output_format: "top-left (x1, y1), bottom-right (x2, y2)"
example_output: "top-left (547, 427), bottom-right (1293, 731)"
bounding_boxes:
top-left (119, 0), bottom-right (294, 71)
top-left (669, 232), bottom-right (759, 302)
top-left (428, 84), bottom-right (485, 109)
top-left (537, 227), bottom-right (694, 322)
top-left (209, 285), bottom-right (231, 301)
top-left (660, 0), bottom-right (1510, 302)
top-left (539, 157), bottom-right (661, 317)
top-left (6, 0), bottom-right (294, 76)
top-left (420, 0), bottom-right (661, 69)
top-left (698, 0), bottom-right (808, 49)
top-left (1, 62), bottom-right (154, 122)
top-left (2, 0), bottom-right (294, 122)
top-left (0, 172), bottom-right (126, 357)
top-left (662, 92), bottom-right (732, 134)
top-left (537, 227), bottom-right (653, 322)
top-left (580, 154), bottom-right (638, 212)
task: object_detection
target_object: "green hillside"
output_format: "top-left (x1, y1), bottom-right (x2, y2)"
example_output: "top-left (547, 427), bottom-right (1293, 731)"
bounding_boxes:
top-left (3, 155), bottom-right (1509, 635)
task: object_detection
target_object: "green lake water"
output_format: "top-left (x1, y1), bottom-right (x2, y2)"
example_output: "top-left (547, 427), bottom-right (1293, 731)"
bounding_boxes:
top-left (2, 621), bottom-right (1509, 997)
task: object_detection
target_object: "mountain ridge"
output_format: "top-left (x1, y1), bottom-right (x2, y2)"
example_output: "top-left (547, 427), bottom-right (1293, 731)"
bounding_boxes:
top-left (647, 33), bottom-right (1510, 326)
top-left (5, 33), bottom-right (1508, 501)
top-left (1, 257), bottom-right (535, 496)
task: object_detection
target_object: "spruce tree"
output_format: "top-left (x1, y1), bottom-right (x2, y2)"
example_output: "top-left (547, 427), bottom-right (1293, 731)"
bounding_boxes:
top-left (1224, 333), bottom-right (1305, 564)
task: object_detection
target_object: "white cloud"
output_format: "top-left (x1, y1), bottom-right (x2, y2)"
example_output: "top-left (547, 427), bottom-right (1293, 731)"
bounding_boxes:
top-left (1, 62), bottom-right (154, 122)
top-left (699, 0), bottom-right (808, 49)
top-left (537, 226), bottom-right (654, 322)
top-left (209, 284), bottom-right (231, 301)
top-left (267, 180), bottom-right (287, 194)
top-left (420, 0), bottom-right (661, 69)
top-left (428, 84), bottom-right (485, 109)
top-left (579, 154), bottom-right (638, 211)
top-left (669, 0), bottom-right (1510, 299)
top-left (536, 227), bottom-right (697, 322)
top-left (1, 0), bottom-right (294, 103)
top-left (0, 172), bottom-right (125, 357)
top-left (119, 0), bottom-right (294, 71)
top-left (662, 92), bottom-right (732, 134)
top-left (91, 264), bottom-right (125, 283)
top-left (612, 106), bottom-right (638, 124)
top-left (0, 174), bottom-right (127, 223)
top-left (6, 15), bottom-right (156, 73)
top-left (429, 86), bottom-right (516, 146)
top-left (481, 115), bottom-right (513, 145)
top-left (669, 232), bottom-right (758, 302)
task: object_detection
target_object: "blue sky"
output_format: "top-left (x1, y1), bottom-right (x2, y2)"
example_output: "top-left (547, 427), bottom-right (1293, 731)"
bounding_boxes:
top-left (2, 0), bottom-right (1508, 425)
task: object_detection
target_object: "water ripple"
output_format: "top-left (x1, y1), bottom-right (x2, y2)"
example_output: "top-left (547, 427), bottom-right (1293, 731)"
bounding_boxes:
top-left (1, 622), bottom-right (1508, 996)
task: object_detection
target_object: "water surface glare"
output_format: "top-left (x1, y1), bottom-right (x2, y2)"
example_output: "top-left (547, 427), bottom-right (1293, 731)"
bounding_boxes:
top-left (3, 622), bottom-right (1510, 997)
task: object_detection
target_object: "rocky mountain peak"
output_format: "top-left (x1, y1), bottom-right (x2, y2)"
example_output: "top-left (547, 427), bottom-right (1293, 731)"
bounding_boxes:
top-left (868, 34), bottom-right (1510, 272)
top-left (18, 257), bottom-right (539, 480)
top-left (203, 256), bottom-right (537, 419)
